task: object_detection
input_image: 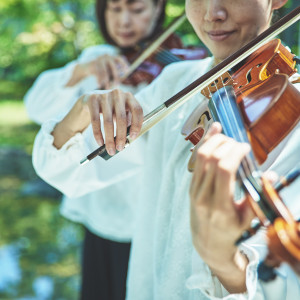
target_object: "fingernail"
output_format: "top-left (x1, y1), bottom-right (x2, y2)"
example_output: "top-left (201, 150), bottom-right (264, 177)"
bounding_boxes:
top-left (243, 143), bottom-right (251, 152)
top-left (117, 144), bottom-right (124, 151)
top-left (130, 132), bottom-right (137, 140)
top-left (107, 148), bottom-right (115, 156)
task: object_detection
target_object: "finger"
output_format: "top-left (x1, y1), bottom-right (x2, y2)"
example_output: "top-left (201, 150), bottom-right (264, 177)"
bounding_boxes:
top-left (100, 94), bottom-right (116, 156)
top-left (126, 111), bottom-right (132, 127)
top-left (188, 122), bottom-right (222, 172)
top-left (235, 195), bottom-right (256, 230)
top-left (125, 94), bottom-right (143, 140)
top-left (214, 142), bottom-right (251, 209)
top-left (190, 134), bottom-right (228, 202)
top-left (107, 58), bottom-right (120, 86)
top-left (263, 170), bottom-right (279, 184)
top-left (87, 95), bottom-right (104, 146)
top-left (191, 158), bottom-right (217, 206)
top-left (113, 91), bottom-right (128, 151)
top-left (96, 58), bottom-right (110, 89)
top-left (115, 55), bottom-right (130, 76)
top-left (203, 122), bottom-right (222, 143)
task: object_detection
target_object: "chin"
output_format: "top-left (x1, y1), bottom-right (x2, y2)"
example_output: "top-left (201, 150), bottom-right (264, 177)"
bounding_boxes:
top-left (118, 40), bottom-right (136, 49)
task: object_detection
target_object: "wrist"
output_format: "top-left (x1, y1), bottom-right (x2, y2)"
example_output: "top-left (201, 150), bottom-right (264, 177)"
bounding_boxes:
top-left (209, 250), bottom-right (248, 293)
top-left (65, 63), bottom-right (88, 87)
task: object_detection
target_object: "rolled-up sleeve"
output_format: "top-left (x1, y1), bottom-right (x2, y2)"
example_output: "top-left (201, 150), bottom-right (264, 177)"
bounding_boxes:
top-left (186, 236), bottom-right (300, 300)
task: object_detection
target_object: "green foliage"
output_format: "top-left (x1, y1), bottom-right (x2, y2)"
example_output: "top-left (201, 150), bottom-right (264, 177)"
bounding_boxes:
top-left (0, 99), bottom-right (83, 298)
top-left (0, 0), bottom-right (299, 100)
top-left (0, 100), bottom-right (39, 152)
top-left (0, 0), bottom-right (192, 100)
top-left (0, 0), bottom-right (103, 99)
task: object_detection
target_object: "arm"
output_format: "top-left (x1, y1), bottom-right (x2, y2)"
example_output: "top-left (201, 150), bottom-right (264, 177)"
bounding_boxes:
top-left (24, 45), bottom-right (128, 124)
top-left (188, 122), bottom-right (300, 299)
top-left (32, 88), bottom-right (144, 198)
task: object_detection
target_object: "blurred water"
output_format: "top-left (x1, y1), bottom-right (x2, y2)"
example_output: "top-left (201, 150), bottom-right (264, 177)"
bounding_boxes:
top-left (32, 276), bottom-right (54, 300)
top-left (0, 245), bottom-right (21, 295)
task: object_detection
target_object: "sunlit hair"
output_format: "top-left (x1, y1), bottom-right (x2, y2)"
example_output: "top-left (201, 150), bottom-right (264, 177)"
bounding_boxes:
top-left (96, 0), bottom-right (166, 49)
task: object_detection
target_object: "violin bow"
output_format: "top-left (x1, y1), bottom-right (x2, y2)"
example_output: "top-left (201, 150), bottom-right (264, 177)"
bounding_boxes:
top-left (81, 6), bottom-right (300, 164)
top-left (119, 13), bottom-right (187, 81)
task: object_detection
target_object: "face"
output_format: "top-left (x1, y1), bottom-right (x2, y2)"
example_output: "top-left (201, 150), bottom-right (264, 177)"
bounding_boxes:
top-left (186, 0), bottom-right (287, 63)
top-left (105, 0), bottom-right (161, 48)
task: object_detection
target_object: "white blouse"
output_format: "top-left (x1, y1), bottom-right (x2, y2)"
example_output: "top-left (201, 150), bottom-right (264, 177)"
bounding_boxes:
top-left (25, 44), bottom-right (148, 241)
top-left (33, 57), bottom-right (300, 299)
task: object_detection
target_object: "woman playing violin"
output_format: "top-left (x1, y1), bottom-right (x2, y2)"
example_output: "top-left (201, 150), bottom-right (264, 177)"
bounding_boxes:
top-left (25, 0), bottom-right (171, 299)
top-left (33, 0), bottom-right (300, 299)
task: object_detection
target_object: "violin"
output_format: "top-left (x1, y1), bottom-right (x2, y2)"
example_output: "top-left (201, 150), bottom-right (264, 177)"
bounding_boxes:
top-left (182, 38), bottom-right (300, 282)
top-left (122, 34), bottom-right (207, 86)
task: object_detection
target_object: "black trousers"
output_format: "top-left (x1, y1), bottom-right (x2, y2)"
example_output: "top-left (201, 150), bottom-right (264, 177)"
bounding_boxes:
top-left (80, 228), bottom-right (131, 300)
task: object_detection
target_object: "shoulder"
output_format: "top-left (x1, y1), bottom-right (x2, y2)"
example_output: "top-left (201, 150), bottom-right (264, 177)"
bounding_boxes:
top-left (158, 57), bottom-right (214, 84)
top-left (149, 57), bottom-right (214, 93)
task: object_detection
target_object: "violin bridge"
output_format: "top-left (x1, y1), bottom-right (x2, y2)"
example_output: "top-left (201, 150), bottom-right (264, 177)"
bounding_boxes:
top-left (201, 71), bottom-right (234, 99)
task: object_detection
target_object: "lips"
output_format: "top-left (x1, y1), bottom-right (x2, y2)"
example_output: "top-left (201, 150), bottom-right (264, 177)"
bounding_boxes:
top-left (206, 30), bottom-right (236, 41)
top-left (118, 32), bottom-right (135, 39)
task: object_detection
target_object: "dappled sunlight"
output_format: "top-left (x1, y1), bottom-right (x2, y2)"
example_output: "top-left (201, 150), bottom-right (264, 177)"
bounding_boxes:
top-left (0, 101), bottom-right (31, 126)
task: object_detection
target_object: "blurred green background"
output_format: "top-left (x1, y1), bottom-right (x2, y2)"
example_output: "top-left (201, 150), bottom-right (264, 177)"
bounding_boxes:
top-left (0, 0), bottom-right (299, 299)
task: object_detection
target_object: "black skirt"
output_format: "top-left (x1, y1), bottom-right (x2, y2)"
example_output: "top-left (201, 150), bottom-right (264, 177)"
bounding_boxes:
top-left (80, 228), bottom-right (131, 300)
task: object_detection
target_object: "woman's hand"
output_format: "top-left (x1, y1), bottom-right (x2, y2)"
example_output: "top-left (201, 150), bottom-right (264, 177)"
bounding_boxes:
top-left (66, 54), bottom-right (130, 89)
top-left (189, 122), bottom-right (255, 293)
top-left (52, 89), bottom-right (143, 154)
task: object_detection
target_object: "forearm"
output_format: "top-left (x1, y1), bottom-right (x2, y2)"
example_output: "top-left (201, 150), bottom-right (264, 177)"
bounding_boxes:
top-left (65, 63), bottom-right (88, 87)
top-left (52, 98), bottom-right (90, 149)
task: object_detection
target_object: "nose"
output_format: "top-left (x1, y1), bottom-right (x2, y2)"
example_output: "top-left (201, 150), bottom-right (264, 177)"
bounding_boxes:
top-left (118, 10), bottom-right (132, 27)
top-left (204, 0), bottom-right (227, 22)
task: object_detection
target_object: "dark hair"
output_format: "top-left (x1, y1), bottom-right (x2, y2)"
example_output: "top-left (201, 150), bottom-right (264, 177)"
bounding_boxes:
top-left (95, 0), bottom-right (166, 49)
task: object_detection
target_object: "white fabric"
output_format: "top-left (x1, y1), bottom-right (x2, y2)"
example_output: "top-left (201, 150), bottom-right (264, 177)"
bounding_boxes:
top-left (32, 57), bottom-right (300, 299)
top-left (25, 44), bottom-right (147, 241)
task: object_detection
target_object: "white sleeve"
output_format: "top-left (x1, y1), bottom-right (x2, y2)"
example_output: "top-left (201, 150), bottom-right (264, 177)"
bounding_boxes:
top-left (186, 232), bottom-right (300, 300)
top-left (32, 118), bottom-right (145, 198)
top-left (24, 45), bottom-right (118, 124)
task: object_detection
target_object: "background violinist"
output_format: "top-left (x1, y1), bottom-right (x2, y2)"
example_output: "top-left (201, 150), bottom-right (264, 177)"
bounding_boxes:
top-left (25, 0), bottom-right (169, 299)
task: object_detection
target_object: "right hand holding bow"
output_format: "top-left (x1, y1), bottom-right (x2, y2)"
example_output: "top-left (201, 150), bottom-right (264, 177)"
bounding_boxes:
top-left (52, 89), bottom-right (144, 154)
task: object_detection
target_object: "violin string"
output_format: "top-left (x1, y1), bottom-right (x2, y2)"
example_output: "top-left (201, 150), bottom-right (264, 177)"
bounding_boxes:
top-left (213, 76), bottom-right (248, 182)
top-left (222, 78), bottom-right (255, 180)
top-left (157, 49), bottom-right (181, 64)
top-left (214, 77), bottom-right (273, 214)
top-left (154, 46), bottom-right (182, 64)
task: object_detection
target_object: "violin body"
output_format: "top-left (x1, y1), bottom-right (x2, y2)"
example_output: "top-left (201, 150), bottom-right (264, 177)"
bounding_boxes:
top-left (232, 39), bottom-right (296, 98)
top-left (232, 40), bottom-right (299, 164)
top-left (238, 73), bottom-right (300, 164)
